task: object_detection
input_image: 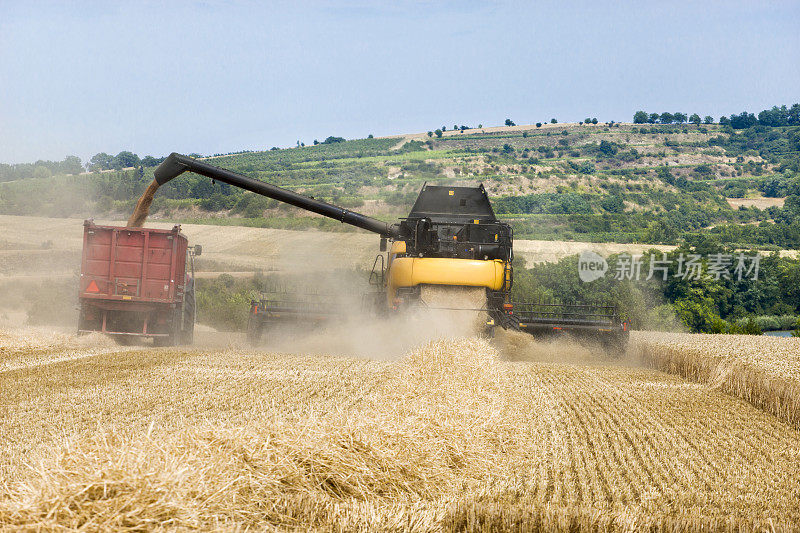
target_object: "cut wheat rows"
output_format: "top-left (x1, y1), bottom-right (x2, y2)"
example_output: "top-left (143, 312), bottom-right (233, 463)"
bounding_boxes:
top-left (0, 330), bottom-right (799, 531)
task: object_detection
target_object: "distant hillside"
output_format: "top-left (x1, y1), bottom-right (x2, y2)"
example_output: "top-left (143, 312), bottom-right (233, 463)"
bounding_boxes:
top-left (1, 121), bottom-right (798, 249)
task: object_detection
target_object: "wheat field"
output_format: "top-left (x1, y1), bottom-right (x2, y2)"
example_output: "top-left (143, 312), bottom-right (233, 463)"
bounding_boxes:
top-left (636, 331), bottom-right (800, 428)
top-left (1, 328), bottom-right (799, 531)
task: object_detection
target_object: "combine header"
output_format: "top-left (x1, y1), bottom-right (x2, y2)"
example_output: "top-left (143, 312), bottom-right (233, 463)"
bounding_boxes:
top-left (153, 153), bottom-right (629, 351)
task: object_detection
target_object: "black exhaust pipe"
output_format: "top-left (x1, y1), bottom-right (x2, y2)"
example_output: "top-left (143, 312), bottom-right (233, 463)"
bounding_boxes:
top-left (154, 153), bottom-right (400, 238)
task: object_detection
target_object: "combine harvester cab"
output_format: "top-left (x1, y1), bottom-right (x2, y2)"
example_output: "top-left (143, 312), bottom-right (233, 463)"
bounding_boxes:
top-left (78, 220), bottom-right (199, 346)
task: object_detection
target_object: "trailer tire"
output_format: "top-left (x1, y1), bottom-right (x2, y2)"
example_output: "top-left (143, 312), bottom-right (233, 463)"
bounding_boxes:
top-left (155, 308), bottom-right (182, 347)
top-left (181, 279), bottom-right (195, 345)
top-left (114, 335), bottom-right (135, 346)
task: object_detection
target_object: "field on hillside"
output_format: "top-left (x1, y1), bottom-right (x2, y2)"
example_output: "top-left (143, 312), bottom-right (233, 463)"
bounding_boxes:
top-left (1, 326), bottom-right (799, 531)
top-left (0, 214), bottom-right (688, 280)
top-left (3, 122), bottom-right (798, 248)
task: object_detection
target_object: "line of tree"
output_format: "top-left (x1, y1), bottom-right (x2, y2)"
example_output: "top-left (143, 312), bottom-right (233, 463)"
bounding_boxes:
top-left (0, 156), bottom-right (83, 182)
top-left (85, 152), bottom-right (172, 172)
top-left (634, 104), bottom-right (800, 129)
top-left (633, 111), bottom-right (709, 125)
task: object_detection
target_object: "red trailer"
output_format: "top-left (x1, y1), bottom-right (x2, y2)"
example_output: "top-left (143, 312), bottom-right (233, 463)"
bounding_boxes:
top-left (78, 220), bottom-right (198, 345)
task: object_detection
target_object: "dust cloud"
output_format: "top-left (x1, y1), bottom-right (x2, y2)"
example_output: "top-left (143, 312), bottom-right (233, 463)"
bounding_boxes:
top-left (239, 277), bottom-right (492, 360)
top-left (494, 327), bottom-right (640, 367)
top-left (194, 238), bottom-right (633, 365)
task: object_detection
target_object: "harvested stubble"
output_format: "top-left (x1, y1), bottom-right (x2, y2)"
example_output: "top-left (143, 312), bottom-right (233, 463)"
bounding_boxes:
top-left (635, 331), bottom-right (800, 427)
top-left (0, 327), bottom-right (119, 373)
top-left (1, 332), bottom-right (800, 531)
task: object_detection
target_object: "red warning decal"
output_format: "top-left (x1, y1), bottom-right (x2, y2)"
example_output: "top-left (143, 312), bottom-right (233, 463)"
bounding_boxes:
top-left (86, 280), bottom-right (100, 293)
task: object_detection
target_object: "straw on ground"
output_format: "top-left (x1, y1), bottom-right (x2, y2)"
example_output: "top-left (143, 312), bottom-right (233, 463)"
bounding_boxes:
top-left (1, 331), bottom-right (799, 531)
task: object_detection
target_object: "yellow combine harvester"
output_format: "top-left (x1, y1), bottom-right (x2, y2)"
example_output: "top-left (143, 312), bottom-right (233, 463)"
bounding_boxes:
top-left (154, 153), bottom-right (628, 349)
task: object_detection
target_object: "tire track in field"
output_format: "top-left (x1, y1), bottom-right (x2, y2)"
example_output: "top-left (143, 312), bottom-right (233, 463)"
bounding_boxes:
top-left (0, 330), bottom-right (127, 373)
top-left (0, 347), bottom-right (131, 373)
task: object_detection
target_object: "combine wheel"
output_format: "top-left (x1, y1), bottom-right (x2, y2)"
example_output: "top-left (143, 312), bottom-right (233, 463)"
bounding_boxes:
top-left (602, 333), bottom-right (629, 358)
top-left (153, 336), bottom-right (172, 347)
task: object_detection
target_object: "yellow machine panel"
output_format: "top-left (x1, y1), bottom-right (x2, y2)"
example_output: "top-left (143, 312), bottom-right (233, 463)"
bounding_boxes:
top-left (386, 256), bottom-right (507, 302)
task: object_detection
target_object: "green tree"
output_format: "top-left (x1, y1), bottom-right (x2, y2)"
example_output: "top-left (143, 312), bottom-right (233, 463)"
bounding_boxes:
top-left (730, 112), bottom-right (757, 129)
top-left (536, 122), bottom-right (542, 127)
top-left (703, 115), bottom-right (714, 124)
top-left (659, 112), bottom-right (674, 124)
top-left (673, 290), bottom-right (721, 333)
top-left (673, 112), bottom-right (687, 124)
top-left (648, 113), bottom-right (659, 124)
top-left (599, 140), bottom-right (618, 156)
top-left (633, 111), bottom-right (649, 124)
top-left (551, 118), bottom-right (557, 123)
top-left (758, 105), bottom-right (790, 127)
top-left (141, 155), bottom-right (164, 167)
top-left (591, 117), bottom-right (598, 124)
top-left (32, 166), bottom-right (51, 179)
top-left (434, 129), bottom-right (443, 138)
top-left (689, 113), bottom-right (701, 125)
top-left (62, 155), bottom-right (83, 175)
top-left (505, 118), bottom-right (515, 126)
top-left (88, 152), bottom-right (114, 171)
top-left (600, 195), bottom-right (624, 212)
top-left (584, 118), bottom-right (592, 124)
top-left (112, 151), bottom-right (140, 169)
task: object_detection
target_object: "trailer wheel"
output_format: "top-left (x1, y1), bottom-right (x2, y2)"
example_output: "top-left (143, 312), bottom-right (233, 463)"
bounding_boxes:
top-left (113, 335), bottom-right (135, 346)
top-left (181, 279), bottom-right (195, 345)
top-left (154, 308), bottom-right (182, 347)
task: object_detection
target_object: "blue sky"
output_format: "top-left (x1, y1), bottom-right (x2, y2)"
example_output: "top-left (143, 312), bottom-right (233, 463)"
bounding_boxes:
top-left (1, 0), bottom-right (798, 164)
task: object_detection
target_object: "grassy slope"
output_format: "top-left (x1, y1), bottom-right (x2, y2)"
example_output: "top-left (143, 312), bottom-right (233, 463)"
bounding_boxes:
top-left (1, 122), bottom-right (797, 247)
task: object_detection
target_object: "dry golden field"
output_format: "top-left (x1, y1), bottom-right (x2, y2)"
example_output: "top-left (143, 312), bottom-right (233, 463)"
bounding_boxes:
top-left (1, 327), bottom-right (799, 531)
top-left (636, 331), bottom-right (800, 428)
top-left (0, 214), bottom-right (697, 279)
